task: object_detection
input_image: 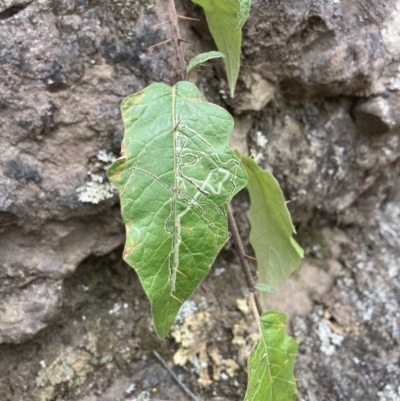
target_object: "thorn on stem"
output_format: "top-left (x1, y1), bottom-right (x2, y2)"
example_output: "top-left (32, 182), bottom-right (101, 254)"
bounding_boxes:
top-left (178, 15), bottom-right (200, 22)
top-left (152, 20), bottom-right (171, 28)
top-left (178, 38), bottom-right (192, 44)
top-left (147, 38), bottom-right (172, 50)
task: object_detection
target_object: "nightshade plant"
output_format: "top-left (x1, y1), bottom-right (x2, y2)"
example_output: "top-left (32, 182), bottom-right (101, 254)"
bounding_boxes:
top-left (107, 0), bottom-right (303, 400)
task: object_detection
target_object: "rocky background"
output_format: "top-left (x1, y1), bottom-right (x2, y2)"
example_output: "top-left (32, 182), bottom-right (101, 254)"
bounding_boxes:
top-left (0, 0), bottom-right (399, 400)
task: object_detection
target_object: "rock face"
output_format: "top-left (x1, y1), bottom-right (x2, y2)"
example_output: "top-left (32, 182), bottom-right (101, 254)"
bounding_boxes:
top-left (236, 0), bottom-right (400, 223)
top-left (0, 0), bottom-right (399, 400)
top-left (244, 0), bottom-right (396, 98)
top-left (0, 0), bottom-right (180, 343)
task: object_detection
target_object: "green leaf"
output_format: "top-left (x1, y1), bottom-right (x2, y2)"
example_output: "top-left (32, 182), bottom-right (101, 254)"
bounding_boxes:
top-left (240, 156), bottom-right (303, 301)
top-left (191, 0), bottom-right (244, 97)
top-left (236, 0), bottom-right (251, 30)
top-left (290, 237), bottom-right (304, 259)
top-left (107, 82), bottom-right (247, 338)
top-left (244, 311), bottom-right (298, 401)
top-left (255, 283), bottom-right (276, 294)
top-left (187, 51), bottom-right (225, 75)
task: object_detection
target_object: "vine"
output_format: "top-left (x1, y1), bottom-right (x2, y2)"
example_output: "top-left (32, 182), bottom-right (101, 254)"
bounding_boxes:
top-left (107, 0), bottom-right (303, 400)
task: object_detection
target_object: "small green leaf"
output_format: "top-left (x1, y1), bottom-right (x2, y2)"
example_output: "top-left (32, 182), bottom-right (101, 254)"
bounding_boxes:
top-left (236, 0), bottom-right (251, 30)
top-left (107, 82), bottom-right (247, 338)
top-left (240, 156), bottom-right (303, 302)
top-left (244, 311), bottom-right (298, 401)
top-left (255, 283), bottom-right (276, 294)
top-left (290, 237), bottom-right (304, 259)
top-left (190, 0), bottom-right (243, 97)
top-left (187, 51), bottom-right (225, 75)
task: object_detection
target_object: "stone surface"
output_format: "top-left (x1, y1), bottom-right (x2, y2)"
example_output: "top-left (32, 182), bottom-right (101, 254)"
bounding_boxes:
top-left (0, 0), bottom-right (400, 400)
top-left (294, 189), bottom-right (400, 401)
top-left (243, 0), bottom-right (396, 98)
top-left (354, 92), bottom-right (400, 135)
top-left (236, 0), bottom-right (400, 223)
top-left (0, 280), bottom-right (62, 344)
top-left (0, 0), bottom-right (180, 343)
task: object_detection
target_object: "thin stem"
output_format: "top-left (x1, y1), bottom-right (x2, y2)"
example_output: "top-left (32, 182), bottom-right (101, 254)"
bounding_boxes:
top-left (249, 292), bottom-right (262, 329)
top-left (159, 0), bottom-right (262, 326)
top-left (227, 207), bottom-right (263, 317)
top-left (167, 0), bottom-right (187, 80)
top-left (153, 350), bottom-right (199, 401)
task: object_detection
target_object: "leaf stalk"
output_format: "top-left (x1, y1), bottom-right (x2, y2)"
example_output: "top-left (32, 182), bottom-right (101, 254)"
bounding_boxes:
top-left (167, 0), bottom-right (187, 80)
top-left (227, 207), bottom-right (263, 317)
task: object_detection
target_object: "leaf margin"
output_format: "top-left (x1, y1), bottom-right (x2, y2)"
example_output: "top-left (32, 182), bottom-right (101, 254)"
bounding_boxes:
top-left (187, 51), bottom-right (225, 75)
top-left (244, 311), bottom-right (298, 401)
top-left (107, 82), bottom-right (248, 338)
top-left (239, 155), bottom-right (303, 301)
top-left (190, 0), bottom-right (243, 97)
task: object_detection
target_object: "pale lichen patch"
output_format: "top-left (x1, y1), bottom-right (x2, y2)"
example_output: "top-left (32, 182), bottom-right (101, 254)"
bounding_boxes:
top-left (315, 318), bottom-right (344, 356)
top-left (76, 173), bottom-right (115, 204)
top-left (256, 131), bottom-right (268, 148)
top-left (381, 1), bottom-right (400, 59)
top-left (377, 384), bottom-right (400, 401)
top-left (97, 150), bottom-right (116, 165)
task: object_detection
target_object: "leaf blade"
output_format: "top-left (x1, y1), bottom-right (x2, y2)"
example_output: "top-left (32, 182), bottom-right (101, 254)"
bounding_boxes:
top-left (255, 283), bottom-right (276, 294)
top-left (107, 82), bottom-right (247, 338)
top-left (236, 0), bottom-right (251, 30)
top-left (191, 0), bottom-right (243, 97)
top-left (244, 311), bottom-right (298, 401)
top-left (240, 156), bottom-right (303, 301)
top-left (187, 51), bottom-right (225, 75)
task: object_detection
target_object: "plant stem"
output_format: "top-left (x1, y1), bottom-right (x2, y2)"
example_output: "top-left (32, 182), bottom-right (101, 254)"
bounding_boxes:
top-left (167, 0), bottom-right (187, 80)
top-left (227, 207), bottom-right (263, 317)
top-left (153, 350), bottom-right (199, 401)
top-left (167, 0), bottom-right (261, 318)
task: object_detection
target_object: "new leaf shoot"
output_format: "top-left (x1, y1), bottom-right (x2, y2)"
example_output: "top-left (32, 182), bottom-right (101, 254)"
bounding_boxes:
top-left (187, 51), bottom-right (225, 75)
top-left (244, 311), bottom-right (298, 401)
top-left (190, 0), bottom-right (248, 97)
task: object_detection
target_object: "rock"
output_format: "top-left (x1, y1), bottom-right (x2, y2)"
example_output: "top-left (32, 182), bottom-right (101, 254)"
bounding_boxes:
top-left (243, 0), bottom-right (395, 98)
top-left (264, 259), bottom-right (342, 322)
top-left (354, 92), bottom-right (400, 135)
top-left (0, 280), bottom-right (62, 344)
top-left (0, 0), bottom-right (32, 15)
top-left (381, 3), bottom-right (400, 60)
top-left (228, 0), bottom-right (400, 223)
top-left (0, 0), bottom-right (400, 400)
top-left (229, 116), bottom-right (252, 155)
top-left (0, 0), bottom-right (177, 343)
top-left (234, 73), bottom-right (274, 113)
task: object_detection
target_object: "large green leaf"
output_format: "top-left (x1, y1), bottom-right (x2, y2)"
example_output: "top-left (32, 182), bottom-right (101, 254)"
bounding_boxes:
top-left (240, 156), bottom-right (303, 301)
top-left (107, 82), bottom-right (247, 338)
top-left (191, 0), bottom-right (246, 97)
top-left (244, 311), bottom-right (298, 401)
